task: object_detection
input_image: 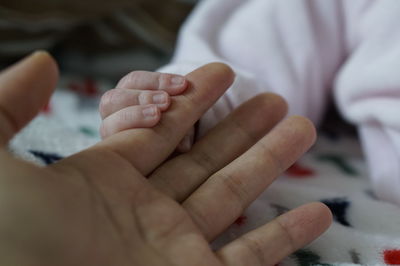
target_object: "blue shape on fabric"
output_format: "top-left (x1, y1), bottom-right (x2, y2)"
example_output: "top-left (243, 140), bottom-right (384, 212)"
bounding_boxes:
top-left (29, 150), bottom-right (64, 165)
top-left (292, 249), bottom-right (334, 266)
top-left (321, 197), bottom-right (352, 227)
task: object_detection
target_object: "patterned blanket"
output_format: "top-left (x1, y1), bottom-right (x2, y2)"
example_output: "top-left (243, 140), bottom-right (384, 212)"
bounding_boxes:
top-left (10, 78), bottom-right (400, 266)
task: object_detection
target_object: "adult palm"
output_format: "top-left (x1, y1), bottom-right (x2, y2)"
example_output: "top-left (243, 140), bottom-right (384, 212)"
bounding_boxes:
top-left (0, 52), bottom-right (331, 266)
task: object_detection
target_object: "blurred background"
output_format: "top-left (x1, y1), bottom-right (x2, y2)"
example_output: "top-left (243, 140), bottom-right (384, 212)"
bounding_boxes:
top-left (3, 0), bottom-right (198, 163)
top-left (0, 0), bottom-right (197, 80)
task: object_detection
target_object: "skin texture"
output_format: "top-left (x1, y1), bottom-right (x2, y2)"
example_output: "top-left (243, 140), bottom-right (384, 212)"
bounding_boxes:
top-left (0, 52), bottom-right (332, 266)
top-left (99, 71), bottom-right (188, 138)
top-left (99, 70), bottom-right (194, 151)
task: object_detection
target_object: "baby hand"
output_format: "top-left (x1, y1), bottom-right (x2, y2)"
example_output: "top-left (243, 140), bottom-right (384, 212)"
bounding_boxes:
top-left (99, 70), bottom-right (194, 152)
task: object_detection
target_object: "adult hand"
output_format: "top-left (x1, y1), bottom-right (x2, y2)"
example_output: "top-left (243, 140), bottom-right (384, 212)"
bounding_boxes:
top-left (0, 52), bottom-right (332, 266)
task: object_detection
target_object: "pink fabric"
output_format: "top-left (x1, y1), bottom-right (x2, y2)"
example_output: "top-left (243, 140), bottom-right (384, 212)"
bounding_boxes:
top-left (159, 0), bottom-right (400, 205)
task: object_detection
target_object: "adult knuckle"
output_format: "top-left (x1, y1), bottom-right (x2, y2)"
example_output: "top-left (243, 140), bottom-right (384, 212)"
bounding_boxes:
top-left (274, 219), bottom-right (296, 252)
top-left (220, 172), bottom-right (248, 210)
top-left (239, 236), bottom-right (267, 266)
top-left (189, 149), bottom-right (218, 174)
top-left (259, 142), bottom-right (284, 175)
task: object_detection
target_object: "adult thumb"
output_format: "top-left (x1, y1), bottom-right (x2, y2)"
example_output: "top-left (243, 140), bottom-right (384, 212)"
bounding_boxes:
top-left (0, 51), bottom-right (58, 146)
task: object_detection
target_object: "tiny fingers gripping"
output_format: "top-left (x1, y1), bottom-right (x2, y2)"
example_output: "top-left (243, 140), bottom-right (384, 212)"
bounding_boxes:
top-left (100, 105), bottom-right (161, 138)
top-left (99, 89), bottom-right (170, 119)
top-left (99, 71), bottom-right (189, 139)
top-left (96, 63), bottom-right (235, 176)
top-left (117, 71), bottom-right (188, 96)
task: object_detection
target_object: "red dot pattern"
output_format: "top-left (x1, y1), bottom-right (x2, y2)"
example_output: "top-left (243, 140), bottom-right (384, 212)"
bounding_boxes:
top-left (69, 78), bottom-right (99, 97)
top-left (384, 249), bottom-right (400, 265)
top-left (286, 162), bottom-right (315, 177)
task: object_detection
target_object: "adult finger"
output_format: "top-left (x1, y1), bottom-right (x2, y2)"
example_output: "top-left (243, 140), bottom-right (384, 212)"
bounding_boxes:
top-left (176, 126), bottom-right (195, 153)
top-left (93, 63), bottom-right (235, 175)
top-left (183, 116), bottom-right (317, 240)
top-left (0, 51), bottom-right (58, 146)
top-left (100, 89), bottom-right (170, 119)
top-left (117, 71), bottom-right (188, 96)
top-left (149, 93), bottom-right (288, 201)
top-left (217, 202), bottom-right (332, 266)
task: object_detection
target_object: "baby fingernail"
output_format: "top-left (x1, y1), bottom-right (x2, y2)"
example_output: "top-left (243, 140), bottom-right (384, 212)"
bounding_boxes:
top-left (142, 106), bottom-right (158, 117)
top-left (171, 76), bottom-right (185, 86)
top-left (152, 93), bottom-right (168, 104)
